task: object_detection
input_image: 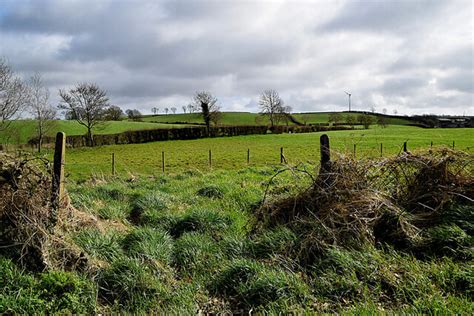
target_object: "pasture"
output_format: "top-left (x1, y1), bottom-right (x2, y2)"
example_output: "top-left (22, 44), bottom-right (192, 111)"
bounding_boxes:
top-left (142, 111), bottom-right (413, 126)
top-left (0, 120), bottom-right (190, 144)
top-left (57, 126), bottom-right (473, 181)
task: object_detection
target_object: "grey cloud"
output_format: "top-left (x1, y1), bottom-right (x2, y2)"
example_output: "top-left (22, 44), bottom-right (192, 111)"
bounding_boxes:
top-left (0, 0), bottom-right (472, 116)
top-left (320, 0), bottom-right (448, 33)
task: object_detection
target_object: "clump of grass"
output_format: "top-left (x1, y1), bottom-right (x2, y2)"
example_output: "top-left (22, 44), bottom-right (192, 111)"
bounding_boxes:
top-left (249, 226), bottom-right (297, 258)
top-left (197, 185), bottom-right (225, 199)
top-left (170, 209), bottom-right (232, 238)
top-left (73, 228), bottom-right (124, 261)
top-left (422, 224), bottom-right (472, 260)
top-left (128, 192), bottom-right (170, 224)
top-left (122, 227), bottom-right (173, 263)
top-left (98, 258), bottom-right (170, 312)
top-left (211, 259), bottom-right (310, 311)
top-left (173, 232), bottom-right (224, 279)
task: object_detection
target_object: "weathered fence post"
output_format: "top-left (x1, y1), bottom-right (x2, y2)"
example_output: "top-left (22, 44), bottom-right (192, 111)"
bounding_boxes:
top-left (380, 143), bottom-right (383, 157)
top-left (112, 153), bottom-right (115, 176)
top-left (431, 141), bottom-right (433, 148)
top-left (452, 141), bottom-right (455, 149)
top-left (353, 144), bottom-right (356, 158)
top-left (51, 132), bottom-right (65, 228)
top-left (209, 149), bottom-right (212, 168)
top-left (247, 148), bottom-right (250, 164)
top-left (280, 147), bottom-right (284, 163)
top-left (403, 142), bottom-right (407, 152)
top-left (320, 134), bottom-right (330, 173)
top-left (162, 151), bottom-right (165, 174)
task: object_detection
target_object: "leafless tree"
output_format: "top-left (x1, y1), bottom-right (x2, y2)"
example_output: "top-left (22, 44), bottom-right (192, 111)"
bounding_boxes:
top-left (59, 83), bottom-right (109, 146)
top-left (187, 103), bottom-right (193, 113)
top-left (393, 109), bottom-right (398, 115)
top-left (280, 105), bottom-right (292, 126)
top-left (171, 107), bottom-right (177, 114)
top-left (152, 107), bottom-right (158, 115)
top-left (164, 107), bottom-right (169, 115)
top-left (182, 105), bottom-right (187, 113)
top-left (259, 89), bottom-right (284, 127)
top-left (0, 59), bottom-right (28, 131)
top-left (27, 73), bottom-right (56, 152)
top-left (193, 91), bottom-right (221, 132)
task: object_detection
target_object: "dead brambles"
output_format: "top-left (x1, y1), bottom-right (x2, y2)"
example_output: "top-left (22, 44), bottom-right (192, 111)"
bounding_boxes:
top-left (256, 148), bottom-right (473, 264)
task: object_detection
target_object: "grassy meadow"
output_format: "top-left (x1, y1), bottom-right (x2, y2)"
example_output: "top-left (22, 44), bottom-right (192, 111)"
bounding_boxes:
top-left (0, 120), bottom-right (190, 144)
top-left (143, 111), bottom-right (413, 126)
top-left (3, 158), bottom-right (472, 313)
top-left (46, 125), bottom-right (474, 181)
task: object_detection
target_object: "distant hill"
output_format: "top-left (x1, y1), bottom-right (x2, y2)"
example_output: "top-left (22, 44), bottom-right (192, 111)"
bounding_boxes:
top-left (142, 111), bottom-right (414, 126)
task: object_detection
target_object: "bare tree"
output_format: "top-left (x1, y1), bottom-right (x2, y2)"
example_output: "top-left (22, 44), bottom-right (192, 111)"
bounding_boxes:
top-left (259, 89), bottom-right (284, 127)
top-left (151, 107), bottom-right (158, 115)
top-left (182, 105), bottom-right (187, 113)
top-left (171, 107), bottom-right (177, 114)
top-left (59, 83), bottom-right (109, 146)
top-left (0, 59), bottom-right (28, 131)
top-left (393, 109), bottom-right (398, 115)
top-left (193, 91), bottom-right (221, 132)
top-left (280, 105), bottom-right (292, 126)
top-left (164, 107), bottom-right (169, 115)
top-left (27, 73), bottom-right (56, 152)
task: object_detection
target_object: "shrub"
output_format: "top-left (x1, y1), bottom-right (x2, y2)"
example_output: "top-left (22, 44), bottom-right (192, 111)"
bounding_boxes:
top-left (37, 271), bottom-right (96, 314)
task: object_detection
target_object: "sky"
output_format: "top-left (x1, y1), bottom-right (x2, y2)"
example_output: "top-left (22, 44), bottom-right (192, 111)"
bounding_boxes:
top-left (0, 0), bottom-right (472, 116)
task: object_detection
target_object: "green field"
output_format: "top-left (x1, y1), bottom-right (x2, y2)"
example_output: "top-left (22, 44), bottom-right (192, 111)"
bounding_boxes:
top-left (45, 126), bottom-right (473, 181)
top-left (0, 120), bottom-right (189, 144)
top-left (142, 111), bottom-right (268, 125)
top-left (143, 111), bottom-right (413, 126)
top-left (2, 147), bottom-right (472, 314)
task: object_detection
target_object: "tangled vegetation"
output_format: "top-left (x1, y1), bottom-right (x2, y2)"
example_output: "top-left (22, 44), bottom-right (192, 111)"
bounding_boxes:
top-left (0, 148), bottom-right (472, 313)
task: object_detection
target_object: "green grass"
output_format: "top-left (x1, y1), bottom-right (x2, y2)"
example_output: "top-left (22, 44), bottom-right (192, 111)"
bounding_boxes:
top-left (2, 158), bottom-right (472, 313)
top-left (49, 125), bottom-right (474, 181)
top-left (142, 111), bottom-right (270, 125)
top-left (0, 119), bottom-right (191, 144)
top-left (143, 111), bottom-right (413, 126)
top-left (292, 112), bottom-right (412, 125)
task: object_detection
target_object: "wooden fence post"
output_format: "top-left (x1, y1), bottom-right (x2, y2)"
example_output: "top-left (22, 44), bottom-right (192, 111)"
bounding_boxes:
top-left (320, 134), bottom-right (331, 177)
top-left (452, 141), bottom-right (455, 149)
top-left (353, 144), bottom-right (356, 158)
top-left (112, 153), bottom-right (115, 176)
top-left (380, 143), bottom-right (383, 157)
top-left (209, 149), bottom-right (212, 168)
top-left (162, 151), bottom-right (165, 174)
top-left (247, 148), bottom-right (250, 164)
top-left (431, 141), bottom-right (433, 148)
top-left (403, 141), bottom-right (407, 152)
top-left (280, 147), bottom-right (284, 163)
top-left (51, 132), bottom-right (65, 228)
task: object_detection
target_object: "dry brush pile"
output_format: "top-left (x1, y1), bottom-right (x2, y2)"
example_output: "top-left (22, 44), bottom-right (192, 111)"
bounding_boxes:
top-left (257, 148), bottom-right (474, 264)
top-left (0, 152), bottom-right (95, 272)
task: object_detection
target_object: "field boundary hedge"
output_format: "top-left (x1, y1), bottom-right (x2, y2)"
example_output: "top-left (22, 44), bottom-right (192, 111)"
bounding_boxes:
top-left (32, 125), bottom-right (352, 148)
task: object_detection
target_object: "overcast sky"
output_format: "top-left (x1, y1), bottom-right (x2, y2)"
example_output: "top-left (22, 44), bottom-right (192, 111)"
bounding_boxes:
top-left (0, 0), bottom-right (472, 115)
